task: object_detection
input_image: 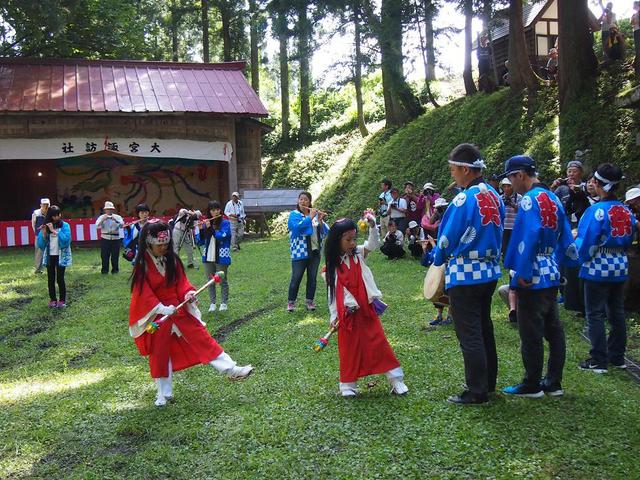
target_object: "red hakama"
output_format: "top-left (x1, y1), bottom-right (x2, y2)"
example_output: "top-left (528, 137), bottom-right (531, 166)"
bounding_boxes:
top-left (129, 253), bottom-right (223, 378)
top-left (336, 257), bottom-right (400, 383)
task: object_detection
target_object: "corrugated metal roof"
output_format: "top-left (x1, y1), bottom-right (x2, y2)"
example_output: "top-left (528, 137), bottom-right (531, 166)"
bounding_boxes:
top-left (489, 3), bottom-right (547, 42)
top-left (0, 58), bottom-right (269, 116)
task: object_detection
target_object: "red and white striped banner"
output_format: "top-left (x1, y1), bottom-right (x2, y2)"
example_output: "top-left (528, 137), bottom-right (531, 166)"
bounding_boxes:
top-left (0, 216), bottom-right (171, 247)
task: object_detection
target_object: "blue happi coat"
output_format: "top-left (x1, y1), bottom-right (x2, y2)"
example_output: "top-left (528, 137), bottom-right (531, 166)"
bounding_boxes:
top-left (434, 179), bottom-right (505, 288)
top-left (37, 222), bottom-right (73, 267)
top-left (504, 186), bottom-right (578, 289)
top-left (287, 210), bottom-right (329, 261)
top-left (575, 199), bottom-right (636, 282)
top-left (199, 219), bottom-right (232, 265)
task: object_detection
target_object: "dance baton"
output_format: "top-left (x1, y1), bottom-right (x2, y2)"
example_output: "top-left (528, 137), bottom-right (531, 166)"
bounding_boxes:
top-left (313, 322), bottom-right (339, 352)
top-left (145, 272), bottom-right (226, 334)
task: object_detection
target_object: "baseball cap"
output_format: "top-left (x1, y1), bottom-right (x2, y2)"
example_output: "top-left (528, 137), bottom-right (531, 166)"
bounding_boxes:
top-left (499, 155), bottom-right (536, 179)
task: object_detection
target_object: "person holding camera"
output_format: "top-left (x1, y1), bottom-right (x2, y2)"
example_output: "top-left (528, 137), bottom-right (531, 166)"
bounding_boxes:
top-left (387, 187), bottom-right (407, 234)
top-left (31, 197), bottom-right (50, 274)
top-left (599, 1), bottom-right (617, 56)
top-left (172, 208), bottom-right (202, 268)
top-left (123, 203), bottom-right (150, 264)
top-left (96, 201), bottom-right (124, 274)
top-left (500, 177), bottom-right (521, 258)
top-left (37, 205), bottom-right (72, 308)
top-left (224, 192), bottom-right (246, 251)
top-left (380, 219), bottom-right (405, 260)
top-left (378, 179), bottom-right (393, 239)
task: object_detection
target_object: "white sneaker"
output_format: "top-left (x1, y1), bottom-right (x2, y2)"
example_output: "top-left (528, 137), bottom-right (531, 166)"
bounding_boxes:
top-left (227, 365), bottom-right (253, 381)
top-left (208, 303), bottom-right (217, 312)
top-left (219, 303), bottom-right (228, 311)
top-left (155, 395), bottom-right (167, 407)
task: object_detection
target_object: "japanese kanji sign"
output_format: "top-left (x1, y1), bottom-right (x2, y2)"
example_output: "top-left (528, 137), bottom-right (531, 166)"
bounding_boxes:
top-left (0, 137), bottom-right (233, 162)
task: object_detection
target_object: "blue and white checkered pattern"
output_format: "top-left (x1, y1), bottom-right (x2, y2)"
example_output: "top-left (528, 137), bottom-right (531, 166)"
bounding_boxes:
top-left (581, 252), bottom-right (628, 281)
top-left (531, 255), bottom-right (561, 287)
top-left (445, 256), bottom-right (501, 288)
top-left (290, 236), bottom-right (308, 260)
top-left (218, 247), bottom-right (231, 261)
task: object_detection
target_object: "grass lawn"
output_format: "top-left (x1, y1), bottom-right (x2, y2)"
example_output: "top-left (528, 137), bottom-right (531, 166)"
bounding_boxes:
top-left (1, 238), bottom-right (639, 479)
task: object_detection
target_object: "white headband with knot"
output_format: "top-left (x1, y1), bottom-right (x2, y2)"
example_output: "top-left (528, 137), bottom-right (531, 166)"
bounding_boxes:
top-left (447, 158), bottom-right (486, 169)
top-left (595, 170), bottom-right (623, 192)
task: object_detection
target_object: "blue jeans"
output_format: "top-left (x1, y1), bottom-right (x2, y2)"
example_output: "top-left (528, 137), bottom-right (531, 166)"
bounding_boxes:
top-left (584, 280), bottom-right (627, 366)
top-left (288, 251), bottom-right (321, 302)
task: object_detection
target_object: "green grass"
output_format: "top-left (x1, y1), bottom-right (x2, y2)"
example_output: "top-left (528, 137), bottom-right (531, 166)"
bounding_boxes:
top-left (1, 239), bottom-right (639, 479)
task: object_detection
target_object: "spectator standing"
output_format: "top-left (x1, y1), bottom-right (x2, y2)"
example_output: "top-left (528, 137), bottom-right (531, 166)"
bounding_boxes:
top-left (633, 2), bottom-right (640, 75)
top-left (172, 208), bottom-right (201, 268)
top-left (31, 198), bottom-right (50, 274)
top-left (500, 177), bottom-right (522, 257)
top-left (224, 192), bottom-right (246, 252)
top-left (404, 181), bottom-right (423, 237)
top-left (545, 48), bottom-right (559, 81)
top-left (599, 1), bottom-right (617, 56)
top-left (37, 205), bottom-right (72, 308)
top-left (420, 183), bottom-right (441, 238)
top-left (388, 187), bottom-right (408, 234)
top-left (95, 201), bottom-right (124, 274)
top-left (378, 179), bottom-right (393, 239)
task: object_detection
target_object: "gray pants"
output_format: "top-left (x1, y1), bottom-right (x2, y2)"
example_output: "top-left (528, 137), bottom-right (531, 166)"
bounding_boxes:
top-left (34, 243), bottom-right (44, 272)
top-left (204, 262), bottom-right (229, 304)
top-left (379, 215), bottom-right (390, 239)
top-left (172, 228), bottom-right (195, 266)
top-left (229, 218), bottom-right (244, 250)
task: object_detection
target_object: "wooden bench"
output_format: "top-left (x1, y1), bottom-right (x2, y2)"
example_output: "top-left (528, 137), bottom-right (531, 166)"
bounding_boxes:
top-left (241, 189), bottom-right (304, 236)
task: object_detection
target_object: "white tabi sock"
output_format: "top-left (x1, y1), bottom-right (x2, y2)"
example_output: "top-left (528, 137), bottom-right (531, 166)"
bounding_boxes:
top-left (209, 352), bottom-right (237, 375)
top-left (339, 382), bottom-right (358, 396)
top-left (385, 367), bottom-right (408, 395)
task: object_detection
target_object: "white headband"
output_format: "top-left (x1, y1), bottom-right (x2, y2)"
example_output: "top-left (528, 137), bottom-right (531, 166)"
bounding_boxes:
top-left (595, 171), bottom-right (622, 192)
top-left (448, 158), bottom-right (486, 169)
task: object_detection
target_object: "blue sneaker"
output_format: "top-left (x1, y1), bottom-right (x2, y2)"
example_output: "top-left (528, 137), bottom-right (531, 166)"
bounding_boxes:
top-left (429, 313), bottom-right (443, 326)
top-left (441, 315), bottom-right (453, 325)
top-left (557, 295), bottom-right (564, 304)
top-left (502, 383), bottom-right (544, 398)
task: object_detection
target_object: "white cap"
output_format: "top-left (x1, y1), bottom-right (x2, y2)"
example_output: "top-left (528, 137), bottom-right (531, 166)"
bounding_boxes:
top-left (408, 220), bottom-right (418, 229)
top-left (103, 201), bottom-right (115, 210)
top-left (232, 191), bottom-right (240, 198)
top-left (434, 198), bottom-right (449, 208)
top-left (625, 187), bottom-right (640, 203)
top-left (40, 198), bottom-right (50, 205)
top-left (500, 177), bottom-right (512, 186)
top-left (423, 182), bottom-right (436, 191)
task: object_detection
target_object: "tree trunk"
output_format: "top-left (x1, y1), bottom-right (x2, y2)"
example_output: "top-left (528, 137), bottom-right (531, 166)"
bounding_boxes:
top-left (558, 0), bottom-right (597, 111)
top-left (462, 0), bottom-right (477, 95)
top-left (249, 0), bottom-right (260, 93)
top-left (423, 0), bottom-right (436, 81)
top-left (202, 0), bottom-right (210, 63)
top-left (278, 21), bottom-right (291, 142)
top-left (221, 8), bottom-right (232, 61)
top-left (171, 0), bottom-right (179, 61)
top-left (508, 0), bottom-right (539, 93)
top-left (297, 2), bottom-right (312, 142)
top-left (353, 0), bottom-right (369, 137)
top-left (482, 0), bottom-right (498, 83)
top-left (378, 0), bottom-right (424, 127)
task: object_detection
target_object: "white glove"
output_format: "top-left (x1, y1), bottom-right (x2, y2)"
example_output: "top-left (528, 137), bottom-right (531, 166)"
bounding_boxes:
top-left (157, 304), bottom-right (177, 316)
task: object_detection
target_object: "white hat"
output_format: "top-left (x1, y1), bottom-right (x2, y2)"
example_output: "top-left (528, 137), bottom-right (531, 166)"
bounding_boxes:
top-left (625, 187), bottom-right (640, 203)
top-left (423, 182), bottom-right (436, 191)
top-left (408, 220), bottom-right (418, 229)
top-left (500, 177), bottom-right (511, 186)
top-left (232, 191), bottom-right (240, 198)
top-left (40, 198), bottom-right (50, 205)
top-left (434, 198), bottom-right (449, 208)
top-left (103, 201), bottom-right (115, 210)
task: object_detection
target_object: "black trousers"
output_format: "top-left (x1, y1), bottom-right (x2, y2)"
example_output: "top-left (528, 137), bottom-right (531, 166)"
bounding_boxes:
top-left (448, 281), bottom-right (498, 395)
top-left (380, 243), bottom-right (405, 259)
top-left (101, 238), bottom-right (120, 273)
top-left (516, 287), bottom-right (566, 387)
top-left (47, 255), bottom-right (66, 302)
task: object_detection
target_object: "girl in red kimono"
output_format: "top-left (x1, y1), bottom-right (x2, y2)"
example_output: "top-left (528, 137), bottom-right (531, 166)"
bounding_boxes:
top-left (129, 220), bottom-right (253, 406)
top-left (325, 218), bottom-right (409, 397)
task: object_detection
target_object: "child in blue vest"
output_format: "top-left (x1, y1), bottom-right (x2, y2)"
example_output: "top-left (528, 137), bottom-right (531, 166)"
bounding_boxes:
top-left (123, 203), bottom-right (150, 264)
top-left (576, 164), bottom-right (636, 373)
top-left (287, 191), bottom-right (329, 312)
top-left (199, 200), bottom-right (232, 312)
top-left (37, 205), bottom-right (72, 308)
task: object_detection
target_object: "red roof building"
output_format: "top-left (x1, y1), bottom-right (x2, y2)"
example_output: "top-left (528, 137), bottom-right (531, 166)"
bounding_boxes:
top-left (0, 58), bottom-right (270, 222)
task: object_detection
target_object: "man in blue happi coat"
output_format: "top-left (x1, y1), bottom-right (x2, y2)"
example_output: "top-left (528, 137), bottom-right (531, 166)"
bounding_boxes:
top-left (433, 143), bottom-right (505, 405)
top-left (501, 156), bottom-right (578, 398)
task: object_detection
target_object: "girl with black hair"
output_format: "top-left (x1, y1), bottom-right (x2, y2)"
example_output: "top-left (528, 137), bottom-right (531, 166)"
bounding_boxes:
top-left (37, 205), bottom-right (72, 308)
top-left (287, 191), bottom-right (330, 312)
top-left (199, 200), bottom-right (232, 312)
top-left (122, 203), bottom-right (150, 263)
top-left (324, 217), bottom-right (408, 397)
top-left (576, 163), bottom-right (637, 373)
top-left (128, 220), bottom-right (253, 407)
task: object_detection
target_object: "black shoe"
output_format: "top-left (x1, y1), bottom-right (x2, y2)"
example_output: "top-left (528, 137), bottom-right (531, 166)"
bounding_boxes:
top-left (101, 271), bottom-right (109, 275)
top-left (187, 264), bottom-right (195, 269)
top-left (508, 310), bottom-right (517, 323)
top-left (579, 358), bottom-right (607, 374)
top-left (540, 378), bottom-right (564, 397)
top-left (447, 390), bottom-right (488, 405)
top-left (610, 360), bottom-right (628, 370)
top-left (111, 270), bottom-right (119, 274)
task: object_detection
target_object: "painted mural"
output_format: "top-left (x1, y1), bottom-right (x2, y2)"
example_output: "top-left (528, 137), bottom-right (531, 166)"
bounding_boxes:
top-left (56, 156), bottom-right (223, 217)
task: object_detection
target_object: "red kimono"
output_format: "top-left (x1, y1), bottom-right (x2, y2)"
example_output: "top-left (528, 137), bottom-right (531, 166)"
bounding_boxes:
top-left (335, 256), bottom-right (400, 383)
top-left (129, 252), bottom-right (223, 378)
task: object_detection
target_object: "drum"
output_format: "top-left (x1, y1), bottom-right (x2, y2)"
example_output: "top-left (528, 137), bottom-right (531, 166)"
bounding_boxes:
top-left (423, 264), bottom-right (446, 301)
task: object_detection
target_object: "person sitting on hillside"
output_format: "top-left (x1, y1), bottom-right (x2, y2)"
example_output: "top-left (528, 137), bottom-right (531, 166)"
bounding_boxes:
top-left (380, 219), bottom-right (405, 260)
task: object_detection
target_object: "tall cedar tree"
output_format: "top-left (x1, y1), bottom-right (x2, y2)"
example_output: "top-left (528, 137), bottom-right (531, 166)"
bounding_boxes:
top-left (462, 0), bottom-right (477, 95)
top-left (507, 0), bottom-right (539, 93)
top-left (295, 1), bottom-right (313, 142)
